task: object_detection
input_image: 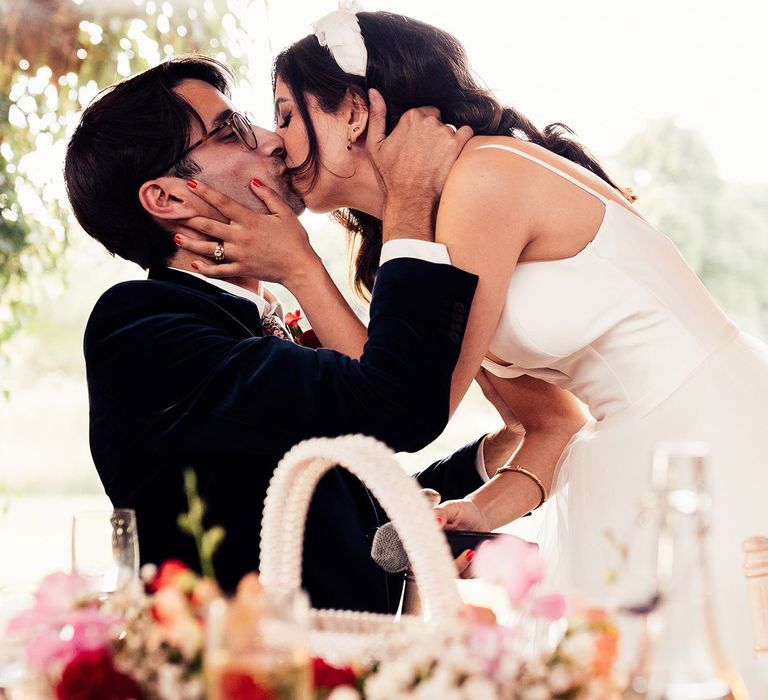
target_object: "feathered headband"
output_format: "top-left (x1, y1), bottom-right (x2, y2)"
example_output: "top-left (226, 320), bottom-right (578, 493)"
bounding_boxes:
top-left (312, 1), bottom-right (368, 78)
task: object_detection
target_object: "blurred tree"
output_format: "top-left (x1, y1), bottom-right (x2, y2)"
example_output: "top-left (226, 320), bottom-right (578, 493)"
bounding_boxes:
top-left (0, 0), bottom-right (263, 367)
top-left (616, 118), bottom-right (768, 334)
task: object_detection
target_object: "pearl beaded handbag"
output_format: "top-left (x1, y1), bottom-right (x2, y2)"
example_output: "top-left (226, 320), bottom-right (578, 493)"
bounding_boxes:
top-left (259, 434), bottom-right (463, 666)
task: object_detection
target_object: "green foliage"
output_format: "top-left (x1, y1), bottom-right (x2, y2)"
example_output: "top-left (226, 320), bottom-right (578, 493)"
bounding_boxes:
top-left (0, 0), bottom-right (258, 361)
top-left (616, 119), bottom-right (768, 334)
top-left (177, 468), bottom-right (226, 581)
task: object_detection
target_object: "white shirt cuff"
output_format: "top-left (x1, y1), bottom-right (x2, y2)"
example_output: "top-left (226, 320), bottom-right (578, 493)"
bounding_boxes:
top-left (474, 435), bottom-right (491, 483)
top-left (379, 240), bottom-right (452, 266)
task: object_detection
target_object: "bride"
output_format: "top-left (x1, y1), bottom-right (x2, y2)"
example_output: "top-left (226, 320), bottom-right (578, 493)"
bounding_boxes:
top-left (177, 7), bottom-right (768, 666)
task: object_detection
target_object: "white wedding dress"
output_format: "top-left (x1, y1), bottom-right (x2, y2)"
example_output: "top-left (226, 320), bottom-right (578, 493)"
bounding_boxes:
top-left (478, 143), bottom-right (768, 668)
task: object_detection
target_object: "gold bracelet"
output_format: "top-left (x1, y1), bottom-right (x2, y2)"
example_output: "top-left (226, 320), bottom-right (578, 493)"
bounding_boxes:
top-left (494, 465), bottom-right (549, 511)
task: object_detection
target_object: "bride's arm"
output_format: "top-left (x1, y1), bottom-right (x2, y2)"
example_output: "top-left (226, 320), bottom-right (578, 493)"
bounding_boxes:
top-left (288, 265), bottom-right (367, 358)
top-left (435, 144), bottom-right (535, 412)
top-left (434, 146), bottom-right (586, 528)
top-left (435, 374), bottom-right (586, 530)
top-left (474, 375), bottom-right (586, 527)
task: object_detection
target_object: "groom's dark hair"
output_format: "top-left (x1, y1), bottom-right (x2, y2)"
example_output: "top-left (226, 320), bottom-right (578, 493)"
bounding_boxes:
top-left (64, 56), bottom-right (232, 269)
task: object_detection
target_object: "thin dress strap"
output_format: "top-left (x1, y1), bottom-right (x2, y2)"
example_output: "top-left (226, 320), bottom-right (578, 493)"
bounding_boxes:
top-left (475, 143), bottom-right (609, 205)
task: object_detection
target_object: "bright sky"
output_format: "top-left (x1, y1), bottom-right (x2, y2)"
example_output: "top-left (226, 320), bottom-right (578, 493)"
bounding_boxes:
top-left (241, 0), bottom-right (768, 184)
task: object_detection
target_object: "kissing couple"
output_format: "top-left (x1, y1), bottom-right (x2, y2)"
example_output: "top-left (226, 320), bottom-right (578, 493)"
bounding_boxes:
top-left (66, 5), bottom-right (768, 666)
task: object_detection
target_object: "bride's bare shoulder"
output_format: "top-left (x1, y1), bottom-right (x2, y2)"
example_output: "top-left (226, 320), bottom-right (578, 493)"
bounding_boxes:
top-left (437, 135), bottom-right (539, 247)
top-left (440, 135), bottom-right (544, 211)
top-left (448, 135), bottom-right (548, 189)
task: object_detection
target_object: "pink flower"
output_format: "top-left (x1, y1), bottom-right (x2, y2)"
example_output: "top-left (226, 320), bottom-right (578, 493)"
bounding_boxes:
top-left (7, 572), bottom-right (120, 672)
top-left (160, 616), bottom-right (204, 661)
top-left (25, 606), bottom-right (120, 671)
top-left (190, 577), bottom-right (222, 608)
top-left (467, 622), bottom-right (519, 682)
top-left (472, 536), bottom-right (544, 603)
top-left (530, 593), bottom-right (567, 621)
top-left (9, 572), bottom-right (89, 636)
top-left (34, 572), bottom-right (90, 614)
top-left (151, 587), bottom-right (190, 624)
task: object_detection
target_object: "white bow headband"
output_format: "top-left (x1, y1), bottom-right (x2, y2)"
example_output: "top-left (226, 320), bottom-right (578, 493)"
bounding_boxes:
top-left (312, 1), bottom-right (368, 78)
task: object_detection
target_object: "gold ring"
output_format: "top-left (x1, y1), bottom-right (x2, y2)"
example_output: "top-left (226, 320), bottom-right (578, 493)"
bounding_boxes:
top-left (213, 242), bottom-right (225, 263)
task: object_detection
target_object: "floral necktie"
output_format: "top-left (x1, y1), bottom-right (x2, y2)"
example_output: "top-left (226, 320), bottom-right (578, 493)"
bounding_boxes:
top-left (260, 312), bottom-right (294, 342)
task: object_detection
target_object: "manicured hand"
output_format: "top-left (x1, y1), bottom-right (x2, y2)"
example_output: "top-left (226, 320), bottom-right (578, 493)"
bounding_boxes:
top-left (434, 498), bottom-right (491, 534)
top-left (454, 548), bottom-right (476, 579)
top-left (366, 88), bottom-right (473, 241)
top-left (174, 178), bottom-right (319, 287)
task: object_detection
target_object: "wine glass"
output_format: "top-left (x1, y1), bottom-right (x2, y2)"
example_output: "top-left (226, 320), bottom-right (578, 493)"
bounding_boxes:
top-left (71, 508), bottom-right (139, 596)
top-left (205, 588), bottom-right (312, 700)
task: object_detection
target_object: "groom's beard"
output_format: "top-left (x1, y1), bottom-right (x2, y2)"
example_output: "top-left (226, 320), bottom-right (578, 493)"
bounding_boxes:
top-left (257, 156), bottom-right (304, 215)
top-left (216, 160), bottom-right (304, 217)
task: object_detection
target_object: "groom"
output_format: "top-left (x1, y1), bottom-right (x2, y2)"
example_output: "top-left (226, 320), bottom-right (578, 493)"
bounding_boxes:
top-left (64, 56), bottom-right (514, 612)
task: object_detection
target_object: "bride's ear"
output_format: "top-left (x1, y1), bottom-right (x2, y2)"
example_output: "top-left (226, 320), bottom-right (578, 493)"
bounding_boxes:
top-left (138, 177), bottom-right (197, 225)
top-left (346, 90), bottom-right (369, 146)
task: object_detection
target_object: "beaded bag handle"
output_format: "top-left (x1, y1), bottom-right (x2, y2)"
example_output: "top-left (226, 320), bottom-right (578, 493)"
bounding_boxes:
top-left (259, 434), bottom-right (462, 625)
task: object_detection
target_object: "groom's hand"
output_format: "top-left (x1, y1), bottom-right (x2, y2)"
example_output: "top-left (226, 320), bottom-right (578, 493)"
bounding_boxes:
top-left (366, 88), bottom-right (473, 242)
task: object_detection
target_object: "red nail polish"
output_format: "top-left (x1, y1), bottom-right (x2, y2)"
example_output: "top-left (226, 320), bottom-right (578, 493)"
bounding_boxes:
top-left (466, 550), bottom-right (475, 563)
top-left (187, 179), bottom-right (197, 189)
top-left (251, 178), bottom-right (263, 187)
top-left (174, 235), bottom-right (182, 245)
top-left (191, 262), bottom-right (199, 270)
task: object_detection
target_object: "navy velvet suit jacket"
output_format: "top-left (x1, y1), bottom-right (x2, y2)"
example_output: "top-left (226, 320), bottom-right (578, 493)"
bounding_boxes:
top-left (84, 258), bottom-right (482, 613)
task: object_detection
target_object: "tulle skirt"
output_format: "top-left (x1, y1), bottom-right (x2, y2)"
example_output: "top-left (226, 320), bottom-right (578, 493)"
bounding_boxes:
top-left (542, 332), bottom-right (768, 669)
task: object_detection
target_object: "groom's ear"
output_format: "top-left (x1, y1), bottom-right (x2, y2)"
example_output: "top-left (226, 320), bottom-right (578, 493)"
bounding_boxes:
top-left (346, 90), bottom-right (369, 146)
top-left (138, 177), bottom-right (199, 226)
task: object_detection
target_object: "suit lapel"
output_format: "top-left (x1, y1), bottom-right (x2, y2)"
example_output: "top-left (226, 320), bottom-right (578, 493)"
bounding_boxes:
top-left (148, 267), bottom-right (264, 336)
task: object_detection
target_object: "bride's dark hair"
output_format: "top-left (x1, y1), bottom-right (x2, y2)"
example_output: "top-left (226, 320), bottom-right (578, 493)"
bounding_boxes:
top-left (274, 11), bottom-right (635, 298)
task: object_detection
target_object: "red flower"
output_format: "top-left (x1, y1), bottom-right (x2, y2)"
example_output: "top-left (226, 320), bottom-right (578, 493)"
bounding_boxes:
top-left (216, 669), bottom-right (273, 700)
top-left (297, 329), bottom-right (322, 349)
top-left (284, 310), bottom-right (302, 329)
top-left (56, 648), bottom-right (142, 700)
top-left (312, 657), bottom-right (357, 689)
top-left (147, 560), bottom-right (195, 593)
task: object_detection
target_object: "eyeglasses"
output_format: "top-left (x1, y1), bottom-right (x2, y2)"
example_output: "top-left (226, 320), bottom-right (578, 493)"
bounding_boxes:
top-left (159, 111), bottom-right (258, 174)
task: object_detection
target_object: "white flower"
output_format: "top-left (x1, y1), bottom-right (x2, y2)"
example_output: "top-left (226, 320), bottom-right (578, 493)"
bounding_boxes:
top-left (461, 675), bottom-right (499, 700)
top-left (413, 677), bottom-right (463, 700)
top-left (494, 653), bottom-right (522, 685)
top-left (520, 660), bottom-right (548, 684)
top-left (327, 686), bottom-right (362, 700)
top-left (156, 664), bottom-right (183, 700)
top-left (429, 665), bottom-right (458, 689)
top-left (444, 642), bottom-right (473, 671)
top-left (140, 563), bottom-right (158, 583)
top-left (365, 663), bottom-right (410, 700)
top-left (521, 683), bottom-right (551, 700)
top-left (311, 1), bottom-right (368, 77)
top-left (559, 630), bottom-right (595, 665)
top-left (576, 678), bottom-right (614, 700)
top-left (547, 663), bottom-right (574, 694)
top-left (389, 657), bottom-right (419, 685)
